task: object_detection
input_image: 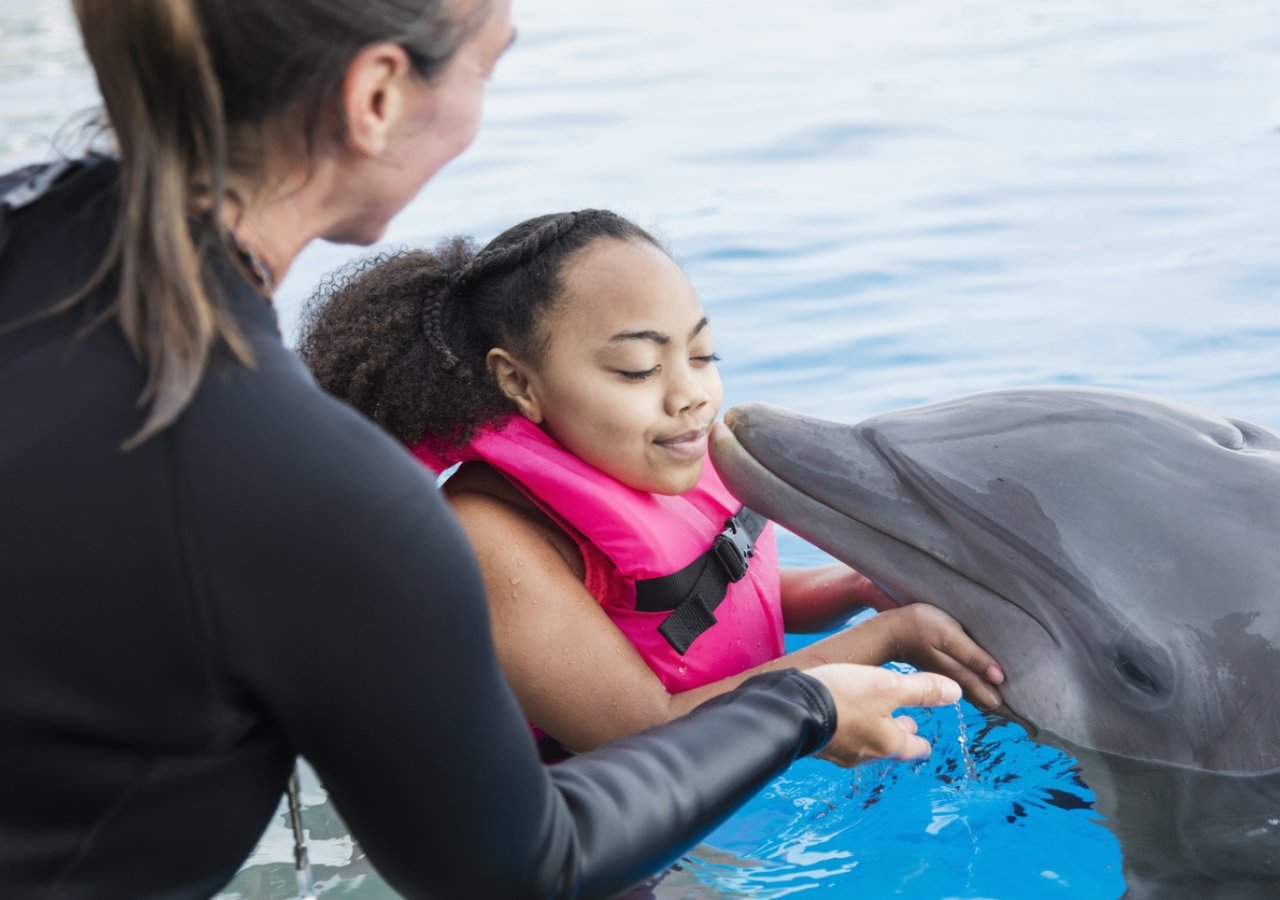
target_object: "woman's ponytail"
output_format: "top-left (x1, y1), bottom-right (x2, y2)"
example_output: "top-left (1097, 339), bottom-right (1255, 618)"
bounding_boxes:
top-left (66, 0), bottom-right (475, 449)
top-left (71, 0), bottom-right (252, 449)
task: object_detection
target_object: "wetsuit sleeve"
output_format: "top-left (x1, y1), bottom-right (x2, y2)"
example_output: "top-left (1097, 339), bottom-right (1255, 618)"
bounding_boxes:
top-left (195, 396), bottom-right (835, 899)
top-left (536, 669), bottom-right (834, 898)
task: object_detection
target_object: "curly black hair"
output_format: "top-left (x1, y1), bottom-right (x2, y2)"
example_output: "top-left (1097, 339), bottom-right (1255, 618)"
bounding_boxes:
top-left (297, 209), bottom-right (663, 452)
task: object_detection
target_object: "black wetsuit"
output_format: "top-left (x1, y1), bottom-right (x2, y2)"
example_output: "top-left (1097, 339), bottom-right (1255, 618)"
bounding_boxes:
top-left (0, 158), bottom-right (836, 900)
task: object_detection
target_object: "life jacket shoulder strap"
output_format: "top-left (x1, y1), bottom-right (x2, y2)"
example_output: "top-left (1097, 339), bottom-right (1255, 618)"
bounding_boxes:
top-left (633, 506), bottom-right (768, 654)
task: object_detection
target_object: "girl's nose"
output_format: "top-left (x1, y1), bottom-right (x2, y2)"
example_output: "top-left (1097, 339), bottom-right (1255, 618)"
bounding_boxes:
top-left (664, 362), bottom-right (710, 417)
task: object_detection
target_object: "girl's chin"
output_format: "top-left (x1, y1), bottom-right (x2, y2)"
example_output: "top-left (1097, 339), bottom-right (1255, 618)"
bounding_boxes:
top-left (642, 460), bottom-right (705, 496)
top-left (603, 449), bottom-right (706, 495)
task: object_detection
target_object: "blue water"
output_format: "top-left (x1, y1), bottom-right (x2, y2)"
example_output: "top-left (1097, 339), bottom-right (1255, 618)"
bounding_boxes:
top-left (3, 0), bottom-right (1277, 897)
top-left (628, 545), bottom-right (1124, 900)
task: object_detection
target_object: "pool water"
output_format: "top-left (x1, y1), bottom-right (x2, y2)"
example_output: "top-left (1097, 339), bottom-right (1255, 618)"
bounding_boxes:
top-left (621, 545), bottom-right (1127, 900)
top-left (2, 1), bottom-right (1277, 897)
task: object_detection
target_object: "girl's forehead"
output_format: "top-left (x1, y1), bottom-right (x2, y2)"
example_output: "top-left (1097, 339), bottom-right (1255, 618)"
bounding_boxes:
top-left (555, 239), bottom-right (705, 335)
top-left (564, 237), bottom-right (671, 284)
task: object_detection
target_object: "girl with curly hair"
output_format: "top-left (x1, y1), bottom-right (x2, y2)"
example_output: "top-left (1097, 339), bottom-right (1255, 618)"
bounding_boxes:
top-left (300, 209), bottom-right (1005, 759)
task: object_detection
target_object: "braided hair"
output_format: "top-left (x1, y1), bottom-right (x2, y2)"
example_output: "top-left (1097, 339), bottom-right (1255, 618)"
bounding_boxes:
top-left (298, 209), bottom-right (663, 450)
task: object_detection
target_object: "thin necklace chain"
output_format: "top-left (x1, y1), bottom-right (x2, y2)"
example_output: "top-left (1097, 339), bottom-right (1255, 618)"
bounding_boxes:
top-left (224, 226), bottom-right (277, 299)
top-left (187, 198), bottom-right (277, 301)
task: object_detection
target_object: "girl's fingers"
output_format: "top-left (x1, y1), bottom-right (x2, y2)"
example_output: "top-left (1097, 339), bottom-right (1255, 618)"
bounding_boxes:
top-left (924, 650), bottom-right (1003, 710)
top-left (960, 643), bottom-right (1005, 684)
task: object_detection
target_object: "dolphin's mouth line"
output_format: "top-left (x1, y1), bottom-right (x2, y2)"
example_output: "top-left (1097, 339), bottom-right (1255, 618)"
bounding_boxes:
top-left (717, 426), bottom-right (1053, 732)
top-left (711, 422), bottom-right (1059, 732)
top-left (788, 475), bottom-right (1057, 726)
top-left (859, 431), bottom-right (1070, 649)
top-left (720, 424), bottom-right (1059, 639)
top-left (748, 435), bottom-right (1062, 651)
top-left (731, 446), bottom-right (1060, 650)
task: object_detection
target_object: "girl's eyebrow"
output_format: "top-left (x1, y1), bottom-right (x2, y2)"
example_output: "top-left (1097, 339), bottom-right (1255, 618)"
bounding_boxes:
top-left (609, 329), bottom-right (669, 346)
top-left (608, 316), bottom-right (709, 346)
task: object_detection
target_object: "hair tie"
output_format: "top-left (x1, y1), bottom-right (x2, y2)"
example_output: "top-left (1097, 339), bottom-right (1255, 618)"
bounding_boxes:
top-left (447, 268), bottom-right (466, 295)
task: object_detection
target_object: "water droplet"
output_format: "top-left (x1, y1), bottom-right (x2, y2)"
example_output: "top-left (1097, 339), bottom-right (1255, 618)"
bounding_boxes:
top-left (677, 665), bottom-right (689, 676)
top-left (509, 576), bottom-right (521, 585)
top-left (954, 700), bottom-right (978, 782)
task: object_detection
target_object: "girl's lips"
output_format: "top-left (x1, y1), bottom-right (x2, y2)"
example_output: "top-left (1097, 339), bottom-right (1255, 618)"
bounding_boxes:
top-left (655, 427), bottom-right (709, 457)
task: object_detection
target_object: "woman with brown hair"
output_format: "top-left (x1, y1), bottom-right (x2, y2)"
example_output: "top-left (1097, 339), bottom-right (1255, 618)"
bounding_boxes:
top-left (0, 2), bottom-right (961, 898)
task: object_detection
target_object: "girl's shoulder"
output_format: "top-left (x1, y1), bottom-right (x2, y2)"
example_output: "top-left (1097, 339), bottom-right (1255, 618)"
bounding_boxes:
top-left (443, 460), bottom-right (531, 511)
top-left (444, 462), bottom-right (587, 581)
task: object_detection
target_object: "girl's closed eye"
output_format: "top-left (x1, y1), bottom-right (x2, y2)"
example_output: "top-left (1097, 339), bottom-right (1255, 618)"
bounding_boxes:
top-left (617, 365), bottom-right (660, 381)
top-left (692, 352), bottom-right (721, 365)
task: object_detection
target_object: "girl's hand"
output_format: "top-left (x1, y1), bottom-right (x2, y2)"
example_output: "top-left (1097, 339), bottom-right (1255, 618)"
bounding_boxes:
top-left (875, 604), bottom-right (1005, 711)
top-left (840, 567), bottom-right (900, 612)
top-left (803, 663), bottom-right (962, 766)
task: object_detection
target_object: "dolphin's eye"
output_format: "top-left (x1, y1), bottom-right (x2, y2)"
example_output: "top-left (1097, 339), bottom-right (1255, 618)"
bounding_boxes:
top-left (1116, 654), bottom-right (1159, 693)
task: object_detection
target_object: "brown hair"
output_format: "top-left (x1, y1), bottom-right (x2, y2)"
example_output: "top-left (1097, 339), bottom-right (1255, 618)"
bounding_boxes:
top-left (298, 210), bottom-right (664, 454)
top-left (68, 0), bottom-right (485, 447)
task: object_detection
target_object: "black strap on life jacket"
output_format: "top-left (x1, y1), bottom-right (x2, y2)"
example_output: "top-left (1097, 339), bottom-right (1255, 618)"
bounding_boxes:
top-left (0, 155), bottom-right (105, 258)
top-left (633, 506), bottom-right (768, 655)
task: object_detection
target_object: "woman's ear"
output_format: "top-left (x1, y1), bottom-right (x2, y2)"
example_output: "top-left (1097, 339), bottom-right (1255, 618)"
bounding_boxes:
top-left (487, 349), bottom-right (543, 423)
top-left (342, 42), bottom-right (418, 157)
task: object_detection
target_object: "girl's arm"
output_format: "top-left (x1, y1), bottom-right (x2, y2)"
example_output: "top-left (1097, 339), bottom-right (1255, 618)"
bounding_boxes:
top-left (449, 489), bottom-right (1002, 753)
top-left (778, 563), bottom-right (901, 633)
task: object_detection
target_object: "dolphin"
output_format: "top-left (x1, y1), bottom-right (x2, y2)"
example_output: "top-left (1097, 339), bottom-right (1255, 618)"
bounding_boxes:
top-left (711, 387), bottom-right (1280, 897)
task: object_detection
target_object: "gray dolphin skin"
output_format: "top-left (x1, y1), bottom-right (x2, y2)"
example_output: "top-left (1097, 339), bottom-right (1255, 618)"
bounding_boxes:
top-left (711, 388), bottom-right (1280, 898)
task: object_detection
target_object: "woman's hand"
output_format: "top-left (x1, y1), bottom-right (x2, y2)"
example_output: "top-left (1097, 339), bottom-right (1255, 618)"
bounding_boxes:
top-left (873, 604), bottom-right (1005, 711)
top-left (792, 604), bottom-right (1004, 710)
top-left (803, 663), bottom-right (961, 766)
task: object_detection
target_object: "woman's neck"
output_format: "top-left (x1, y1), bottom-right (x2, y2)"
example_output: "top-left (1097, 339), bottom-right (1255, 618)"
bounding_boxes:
top-left (220, 162), bottom-right (341, 291)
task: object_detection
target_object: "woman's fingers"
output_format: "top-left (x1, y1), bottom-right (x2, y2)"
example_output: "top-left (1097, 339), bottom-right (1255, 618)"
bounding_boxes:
top-left (888, 715), bottom-right (931, 759)
top-left (887, 668), bottom-right (962, 710)
top-left (806, 664), bottom-right (961, 767)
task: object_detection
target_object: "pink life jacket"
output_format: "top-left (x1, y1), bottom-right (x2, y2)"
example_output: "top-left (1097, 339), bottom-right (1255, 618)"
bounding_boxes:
top-left (412, 416), bottom-right (786, 692)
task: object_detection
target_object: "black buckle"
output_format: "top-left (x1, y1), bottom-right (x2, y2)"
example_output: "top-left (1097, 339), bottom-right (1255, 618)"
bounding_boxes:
top-left (711, 516), bottom-right (754, 583)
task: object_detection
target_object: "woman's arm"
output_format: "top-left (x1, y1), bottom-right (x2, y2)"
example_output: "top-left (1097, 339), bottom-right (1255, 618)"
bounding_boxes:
top-left (227, 431), bottom-right (958, 900)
